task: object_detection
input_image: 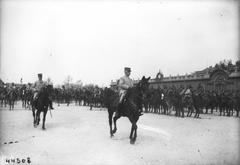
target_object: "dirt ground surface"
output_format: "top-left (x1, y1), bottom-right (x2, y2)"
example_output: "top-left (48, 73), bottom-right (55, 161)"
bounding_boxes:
top-left (0, 102), bottom-right (239, 165)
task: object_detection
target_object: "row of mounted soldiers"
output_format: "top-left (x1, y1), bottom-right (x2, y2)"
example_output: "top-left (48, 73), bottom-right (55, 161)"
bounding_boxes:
top-left (0, 83), bottom-right (105, 110)
top-left (1, 83), bottom-right (240, 118)
top-left (141, 85), bottom-right (240, 118)
top-left (0, 83), bottom-right (19, 110)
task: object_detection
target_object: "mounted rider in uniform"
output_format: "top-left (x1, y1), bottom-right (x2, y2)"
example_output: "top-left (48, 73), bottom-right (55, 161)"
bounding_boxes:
top-left (117, 67), bottom-right (143, 116)
top-left (180, 85), bottom-right (192, 97)
top-left (118, 67), bottom-right (134, 104)
top-left (33, 73), bottom-right (54, 110)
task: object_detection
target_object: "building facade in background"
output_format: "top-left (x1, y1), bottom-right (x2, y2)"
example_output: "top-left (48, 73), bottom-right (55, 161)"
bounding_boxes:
top-left (110, 67), bottom-right (240, 94)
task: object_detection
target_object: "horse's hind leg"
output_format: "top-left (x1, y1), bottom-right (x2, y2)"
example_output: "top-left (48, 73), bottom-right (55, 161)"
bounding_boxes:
top-left (108, 110), bottom-right (114, 137)
top-left (112, 113), bottom-right (121, 134)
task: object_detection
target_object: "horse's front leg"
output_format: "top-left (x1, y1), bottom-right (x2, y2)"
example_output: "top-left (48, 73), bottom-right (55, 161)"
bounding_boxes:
top-left (196, 108), bottom-right (200, 118)
top-left (181, 107), bottom-right (185, 118)
top-left (191, 106), bottom-right (194, 117)
top-left (32, 108), bottom-right (36, 127)
top-left (12, 100), bottom-right (14, 109)
top-left (42, 109), bottom-right (48, 130)
top-left (194, 106), bottom-right (198, 118)
top-left (36, 110), bottom-right (41, 126)
top-left (130, 124), bottom-right (134, 140)
top-left (187, 107), bottom-right (190, 117)
top-left (9, 101), bottom-right (11, 110)
top-left (130, 123), bottom-right (137, 144)
top-left (188, 107), bottom-right (193, 117)
top-left (134, 124), bottom-right (137, 141)
top-left (34, 110), bottom-right (41, 127)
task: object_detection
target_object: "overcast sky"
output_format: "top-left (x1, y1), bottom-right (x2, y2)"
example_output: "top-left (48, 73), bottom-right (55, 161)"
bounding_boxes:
top-left (0, 0), bottom-right (239, 86)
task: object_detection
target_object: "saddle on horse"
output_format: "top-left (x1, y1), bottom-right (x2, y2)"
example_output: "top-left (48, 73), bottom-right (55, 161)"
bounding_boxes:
top-left (117, 90), bottom-right (143, 116)
top-left (33, 89), bottom-right (54, 110)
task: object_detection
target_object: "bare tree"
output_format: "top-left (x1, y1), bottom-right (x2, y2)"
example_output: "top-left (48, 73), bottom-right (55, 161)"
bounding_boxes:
top-left (46, 77), bottom-right (52, 84)
top-left (76, 80), bottom-right (83, 87)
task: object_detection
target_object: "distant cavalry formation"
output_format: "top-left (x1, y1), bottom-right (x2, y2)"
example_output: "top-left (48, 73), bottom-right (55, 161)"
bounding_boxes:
top-left (0, 81), bottom-right (239, 118)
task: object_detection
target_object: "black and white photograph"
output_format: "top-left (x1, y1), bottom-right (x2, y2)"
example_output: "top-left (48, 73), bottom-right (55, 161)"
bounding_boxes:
top-left (0, 0), bottom-right (239, 164)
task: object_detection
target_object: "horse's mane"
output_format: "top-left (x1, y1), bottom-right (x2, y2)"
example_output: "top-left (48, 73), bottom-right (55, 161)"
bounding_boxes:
top-left (38, 85), bottom-right (52, 101)
top-left (125, 78), bottom-right (150, 108)
top-left (125, 82), bottom-right (142, 99)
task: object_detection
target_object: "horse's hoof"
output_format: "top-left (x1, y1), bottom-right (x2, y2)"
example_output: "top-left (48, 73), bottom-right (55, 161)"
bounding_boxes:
top-left (130, 139), bottom-right (135, 144)
top-left (42, 127), bottom-right (46, 130)
top-left (112, 129), bottom-right (117, 134)
top-left (110, 134), bottom-right (114, 138)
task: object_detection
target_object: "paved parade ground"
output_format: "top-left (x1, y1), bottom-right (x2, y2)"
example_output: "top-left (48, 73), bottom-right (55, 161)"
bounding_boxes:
top-left (0, 102), bottom-right (239, 165)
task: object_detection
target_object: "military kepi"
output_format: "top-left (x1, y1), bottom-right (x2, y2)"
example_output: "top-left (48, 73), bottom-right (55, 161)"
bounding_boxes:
top-left (124, 67), bottom-right (131, 72)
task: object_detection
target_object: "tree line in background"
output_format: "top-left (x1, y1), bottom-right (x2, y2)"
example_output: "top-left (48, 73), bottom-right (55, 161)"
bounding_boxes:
top-left (212, 59), bottom-right (240, 73)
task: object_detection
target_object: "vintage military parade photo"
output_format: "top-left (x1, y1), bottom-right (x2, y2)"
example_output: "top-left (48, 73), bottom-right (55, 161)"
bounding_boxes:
top-left (0, 0), bottom-right (239, 164)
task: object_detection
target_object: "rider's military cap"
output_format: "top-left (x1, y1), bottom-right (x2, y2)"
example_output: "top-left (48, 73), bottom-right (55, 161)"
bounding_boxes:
top-left (124, 67), bottom-right (131, 72)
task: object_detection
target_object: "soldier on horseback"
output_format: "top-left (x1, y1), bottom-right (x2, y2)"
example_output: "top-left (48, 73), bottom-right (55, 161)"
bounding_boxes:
top-left (180, 85), bottom-right (192, 97)
top-left (185, 87), bottom-right (192, 97)
top-left (33, 73), bottom-right (54, 110)
top-left (117, 67), bottom-right (143, 116)
top-left (118, 67), bottom-right (134, 103)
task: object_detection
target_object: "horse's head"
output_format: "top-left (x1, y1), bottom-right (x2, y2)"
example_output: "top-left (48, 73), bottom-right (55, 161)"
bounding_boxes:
top-left (39, 84), bottom-right (53, 97)
top-left (138, 76), bottom-right (150, 99)
top-left (46, 84), bottom-right (53, 93)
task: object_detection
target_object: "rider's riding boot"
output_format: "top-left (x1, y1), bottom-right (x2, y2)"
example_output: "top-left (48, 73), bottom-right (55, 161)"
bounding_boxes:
top-left (138, 110), bottom-right (143, 116)
top-left (49, 99), bottom-right (54, 110)
top-left (50, 103), bottom-right (54, 110)
top-left (33, 97), bottom-right (38, 108)
top-left (116, 101), bottom-right (124, 115)
top-left (138, 104), bottom-right (144, 116)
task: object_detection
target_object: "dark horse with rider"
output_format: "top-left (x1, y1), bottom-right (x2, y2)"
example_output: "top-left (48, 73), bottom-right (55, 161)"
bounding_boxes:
top-left (103, 67), bottom-right (151, 144)
top-left (31, 73), bottom-right (54, 130)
